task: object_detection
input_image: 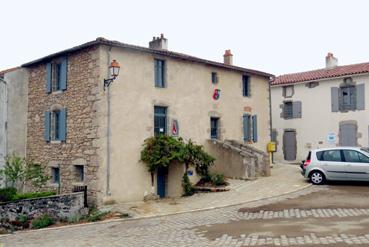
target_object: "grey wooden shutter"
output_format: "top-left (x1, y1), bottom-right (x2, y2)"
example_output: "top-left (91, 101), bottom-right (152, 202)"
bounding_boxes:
top-left (243, 114), bottom-right (250, 141)
top-left (154, 60), bottom-right (159, 87)
top-left (60, 57), bottom-right (68, 90)
top-left (46, 63), bottom-right (52, 93)
top-left (59, 108), bottom-right (67, 141)
top-left (331, 87), bottom-right (339, 112)
top-left (252, 115), bottom-right (258, 142)
top-left (44, 111), bottom-right (51, 141)
top-left (292, 101), bottom-right (302, 118)
top-left (356, 83), bottom-right (365, 110)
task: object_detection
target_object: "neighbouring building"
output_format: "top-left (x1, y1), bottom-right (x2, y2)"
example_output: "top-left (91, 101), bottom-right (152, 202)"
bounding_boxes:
top-left (271, 53), bottom-right (369, 163)
top-left (21, 35), bottom-right (272, 204)
top-left (0, 68), bottom-right (28, 187)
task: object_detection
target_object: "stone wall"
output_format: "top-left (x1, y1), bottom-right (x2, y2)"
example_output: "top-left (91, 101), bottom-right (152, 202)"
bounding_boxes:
top-left (0, 192), bottom-right (86, 222)
top-left (206, 139), bottom-right (270, 179)
top-left (26, 46), bottom-right (101, 204)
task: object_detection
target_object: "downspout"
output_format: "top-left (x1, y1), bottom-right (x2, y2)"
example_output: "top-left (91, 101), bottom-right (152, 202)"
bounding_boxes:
top-left (0, 78), bottom-right (7, 172)
top-left (268, 77), bottom-right (273, 164)
top-left (106, 47), bottom-right (112, 196)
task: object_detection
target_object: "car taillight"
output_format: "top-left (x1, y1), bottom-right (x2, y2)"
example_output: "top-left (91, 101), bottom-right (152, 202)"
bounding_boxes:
top-left (303, 159), bottom-right (311, 169)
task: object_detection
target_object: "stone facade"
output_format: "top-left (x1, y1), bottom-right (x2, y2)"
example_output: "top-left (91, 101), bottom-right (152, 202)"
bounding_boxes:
top-left (0, 192), bottom-right (86, 223)
top-left (26, 47), bottom-right (101, 203)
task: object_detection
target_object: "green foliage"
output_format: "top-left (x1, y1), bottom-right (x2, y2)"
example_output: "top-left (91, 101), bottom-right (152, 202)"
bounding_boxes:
top-left (18, 214), bottom-right (29, 224)
top-left (140, 136), bottom-right (215, 177)
top-left (0, 187), bottom-right (17, 202)
top-left (12, 191), bottom-right (56, 201)
top-left (182, 173), bottom-right (194, 196)
top-left (31, 214), bottom-right (54, 229)
top-left (67, 214), bottom-right (85, 224)
top-left (0, 154), bottom-right (50, 191)
top-left (140, 135), bottom-right (185, 172)
top-left (211, 173), bottom-right (227, 186)
top-left (87, 209), bottom-right (108, 222)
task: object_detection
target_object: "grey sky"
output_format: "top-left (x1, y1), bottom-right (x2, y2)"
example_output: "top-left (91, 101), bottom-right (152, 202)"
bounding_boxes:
top-left (2, 0), bottom-right (369, 75)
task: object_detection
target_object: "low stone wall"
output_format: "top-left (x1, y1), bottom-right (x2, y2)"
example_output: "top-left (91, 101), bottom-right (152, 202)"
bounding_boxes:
top-left (206, 139), bottom-right (270, 179)
top-left (0, 192), bottom-right (87, 222)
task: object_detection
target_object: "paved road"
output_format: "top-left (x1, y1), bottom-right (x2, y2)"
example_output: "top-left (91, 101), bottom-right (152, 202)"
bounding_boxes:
top-left (2, 181), bottom-right (369, 246)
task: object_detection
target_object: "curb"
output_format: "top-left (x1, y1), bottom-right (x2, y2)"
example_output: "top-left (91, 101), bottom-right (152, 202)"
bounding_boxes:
top-left (0, 183), bottom-right (312, 238)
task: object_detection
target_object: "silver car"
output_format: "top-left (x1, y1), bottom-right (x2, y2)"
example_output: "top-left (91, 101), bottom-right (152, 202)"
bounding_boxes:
top-left (301, 147), bottom-right (369, 185)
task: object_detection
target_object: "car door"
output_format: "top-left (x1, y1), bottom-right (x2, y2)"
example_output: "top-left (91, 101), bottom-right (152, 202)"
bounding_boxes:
top-left (317, 150), bottom-right (346, 180)
top-left (342, 150), bottom-right (369, 181)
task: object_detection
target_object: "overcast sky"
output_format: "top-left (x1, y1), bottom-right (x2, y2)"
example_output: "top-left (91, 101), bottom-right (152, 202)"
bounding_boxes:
top-left (2, 0), bottom-right (369, 75)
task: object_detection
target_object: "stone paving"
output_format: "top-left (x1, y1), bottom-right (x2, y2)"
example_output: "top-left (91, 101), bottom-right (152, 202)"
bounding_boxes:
top-left (0, 186), bottom-right (349, 247)
top-left (103, 164), bottom-right (309, 218)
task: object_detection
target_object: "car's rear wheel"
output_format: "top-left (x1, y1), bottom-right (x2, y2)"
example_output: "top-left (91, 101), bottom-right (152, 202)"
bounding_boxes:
top-left (310, 171), bottom-right (325, 185)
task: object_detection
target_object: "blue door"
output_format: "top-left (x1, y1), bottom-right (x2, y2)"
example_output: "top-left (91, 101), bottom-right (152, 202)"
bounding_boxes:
top-left (157, 167), bottom-right (167, 198)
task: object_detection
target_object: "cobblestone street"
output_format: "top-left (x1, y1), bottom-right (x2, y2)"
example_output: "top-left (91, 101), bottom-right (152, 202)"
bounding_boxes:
top-left (3, 168), bottom-right (369, 246)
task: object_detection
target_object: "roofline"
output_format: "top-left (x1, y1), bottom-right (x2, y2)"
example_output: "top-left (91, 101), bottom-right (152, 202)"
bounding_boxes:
top-left (0, 67), bottom-right (20, 76)
top-left (270, 71), bottom-right (369, 87)
top-left (21, 38), bottom-right (273, 78)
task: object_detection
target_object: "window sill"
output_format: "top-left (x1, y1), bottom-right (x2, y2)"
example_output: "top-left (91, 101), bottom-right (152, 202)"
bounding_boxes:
top-left (51, 90), bottom-right (63, 95)
top-left (72, 182), bottom-right (86, 186)
top-left (50, 140), bottom-right (62, 144)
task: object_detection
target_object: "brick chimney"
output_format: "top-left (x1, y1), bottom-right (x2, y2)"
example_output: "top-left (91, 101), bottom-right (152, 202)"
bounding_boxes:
top-left (223, 50), bottom-right (233, 65)
top-left (149, 34), bottom-right (168, 50)
top-left (325, 52), bottom-right (338, 69)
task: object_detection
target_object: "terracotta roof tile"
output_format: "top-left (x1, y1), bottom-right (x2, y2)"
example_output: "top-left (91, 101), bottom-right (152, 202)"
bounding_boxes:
top-left (271, 62), bottom-right (369, 86)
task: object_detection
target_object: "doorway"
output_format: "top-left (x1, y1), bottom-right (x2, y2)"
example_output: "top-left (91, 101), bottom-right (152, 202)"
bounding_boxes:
top-left (339, 122), bottom-right (357, 146)
top-left (157, 167), bottom-right (168, 198)
top-left (283, 130), bottom-right (297, 161)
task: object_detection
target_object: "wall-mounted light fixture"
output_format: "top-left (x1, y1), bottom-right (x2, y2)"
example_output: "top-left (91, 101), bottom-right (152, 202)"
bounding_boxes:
top-left (104, 59), bottom-right (120, 90)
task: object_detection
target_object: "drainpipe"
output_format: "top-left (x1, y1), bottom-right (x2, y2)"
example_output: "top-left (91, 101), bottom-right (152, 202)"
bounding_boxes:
top-left (106, 47), bottom-right (112, 196)
top-left (0, 78), bottom-right (7, 184)
top-left (268, 77), bottom-right (273, 165)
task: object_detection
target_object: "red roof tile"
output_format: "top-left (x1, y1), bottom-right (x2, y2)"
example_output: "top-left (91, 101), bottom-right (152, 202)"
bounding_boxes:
top-left (271, 62), bottom-right (369, 86)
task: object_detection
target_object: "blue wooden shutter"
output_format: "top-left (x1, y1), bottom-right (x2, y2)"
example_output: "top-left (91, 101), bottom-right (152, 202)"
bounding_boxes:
top-left (243, 114), bottom-right (250, 141)
top-left (60, 57), bottom-right (67, 90)
top-left (59, 108), bottom-right (67, 141)
top-left (44, 111), bottom-right (51, 141)
top-left (252, 115), bottom-right (258, 142)
top-left (356, 84), bottom-right (365, 110)
top-left (154, 60), bottom-right (159, 87)
top-left (46, 63), bottom-right (52, 93)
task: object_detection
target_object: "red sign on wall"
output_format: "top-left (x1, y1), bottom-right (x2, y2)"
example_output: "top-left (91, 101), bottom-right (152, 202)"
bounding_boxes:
top-left (213, 89), bottom-right (221, 100)
top-left (172, 119), bottom-right (179, 136)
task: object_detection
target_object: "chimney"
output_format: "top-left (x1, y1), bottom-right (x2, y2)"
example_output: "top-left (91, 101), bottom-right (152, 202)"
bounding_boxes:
top-left (149, 33), bottom-right (168, 50)
top-left (325, 52), bottom-right (338, 69)
top-left (223, 49), bottom-right (233, 65)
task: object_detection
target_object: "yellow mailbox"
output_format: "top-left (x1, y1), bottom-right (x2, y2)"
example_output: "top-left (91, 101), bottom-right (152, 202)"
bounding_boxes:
top-left (267, 142), bottom-right (276, 153)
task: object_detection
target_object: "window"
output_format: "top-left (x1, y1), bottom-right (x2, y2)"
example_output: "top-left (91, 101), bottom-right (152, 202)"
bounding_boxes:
top-left (211, 72), bottom-right (218, 84)
top-left (50, 110), bottom-right (60, 141)
top-left (154, 59), bottom-right (165, 88)
top-left (154, 106), bottom-right (167, 135)
top-left (45, 108), bottom-right (67, 142)
top-left (340, 86), bottom-right (356, 111)
top-left (282, 85), bottom-right (294, 98)
top-left (242, 75), bottom-right (250, 97)
top-left (316, 150), bottom-right (342, 162)
top-left (283, 101), bottom-right (293, 119)
top-left (46, 57), bottom-right (67, 93)
top-left (243, 114), bottom-right (251, 142)
top-left (51, 167), bottom-right (60, 184)
top-left (74, 165), bottom-right (84, 182)
top-left (343, 150), bottom-right (369, 163)
top-left (210, 117), bottom-right (219, 139)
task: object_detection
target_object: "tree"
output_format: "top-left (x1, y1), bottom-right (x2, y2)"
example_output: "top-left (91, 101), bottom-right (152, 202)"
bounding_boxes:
top-left (0, 154), bottom-right (50, 191)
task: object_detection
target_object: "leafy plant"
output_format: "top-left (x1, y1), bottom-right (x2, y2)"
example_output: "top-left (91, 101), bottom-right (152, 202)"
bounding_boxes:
top-left (12, 191), bottom-right (56, 201)
top-left (0, 187), bottom-right (17, 202)
top-left (0, 154), bottom-right (50, 191)
top-left (18, 214), bottom-right (28, 224)
top-left (182, 173), bottom-right (194, 196)
top-left (87, 209), bottom-right (108, 222)
top-left (67, 214), bottom-right (85, 224)
top-left (31, 214), bottom-right (54, 229)
top-left (211, 173), bottom-right (227, 186)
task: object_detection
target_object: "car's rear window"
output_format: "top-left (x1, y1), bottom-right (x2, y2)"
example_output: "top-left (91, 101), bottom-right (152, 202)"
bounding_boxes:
top-left (316, 150), bottom-right (342, 162)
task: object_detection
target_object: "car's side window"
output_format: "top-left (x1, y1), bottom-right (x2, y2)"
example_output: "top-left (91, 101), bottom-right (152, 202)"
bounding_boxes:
top-left (320, 150), bottom-right (342, 162)
top-left (343, 150), bottom-right (369, 163)
top-left (316, 151), bottom-right (324, 161)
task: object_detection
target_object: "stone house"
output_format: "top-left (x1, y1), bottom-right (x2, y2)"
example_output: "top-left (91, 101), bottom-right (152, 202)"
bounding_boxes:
top-left (21, 35), bottom-right (272, 204)
top-left (271, 53), bottom-right (369, 163)
top-left (0, 67), bottom-right (28, 187)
